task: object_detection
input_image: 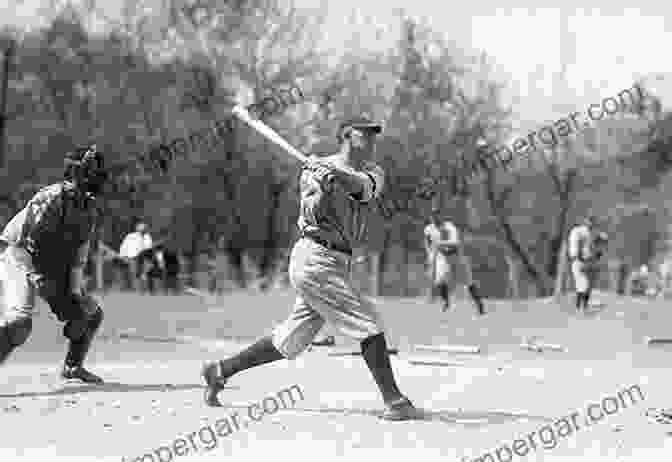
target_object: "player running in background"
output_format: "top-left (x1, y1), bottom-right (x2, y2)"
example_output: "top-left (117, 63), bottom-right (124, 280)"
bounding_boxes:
top-left (567, 215), bottom-right (607, 313)
top-left (424, 207), bottom-right (485, 315)
top-left (0, 144), bottom-right (108, 383)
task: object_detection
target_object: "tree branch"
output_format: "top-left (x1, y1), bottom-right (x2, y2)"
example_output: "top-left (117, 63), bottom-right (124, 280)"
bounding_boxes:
top-left (484, 166), bottom-right (552, 294)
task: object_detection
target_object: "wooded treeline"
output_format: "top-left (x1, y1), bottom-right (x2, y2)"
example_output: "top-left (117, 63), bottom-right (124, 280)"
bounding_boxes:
top-left (2, 0), bottom-right (672, 297)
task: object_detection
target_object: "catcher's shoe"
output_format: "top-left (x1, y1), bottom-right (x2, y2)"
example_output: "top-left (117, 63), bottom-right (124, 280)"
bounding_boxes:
top-left (202, 361), bottom-right (229, 407)
top-left (381, 396), bottom-right (417, 421)
top-left (61, 365), bottom-right (104, 384)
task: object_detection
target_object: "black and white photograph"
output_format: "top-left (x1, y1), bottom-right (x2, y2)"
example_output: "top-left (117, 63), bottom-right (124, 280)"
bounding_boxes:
top-left (0, 1), bottom-right (669, 460)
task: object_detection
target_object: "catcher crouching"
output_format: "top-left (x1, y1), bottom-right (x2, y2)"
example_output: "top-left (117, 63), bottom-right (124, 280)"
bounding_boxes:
top-left (0, 144), bottom-right (108, 383)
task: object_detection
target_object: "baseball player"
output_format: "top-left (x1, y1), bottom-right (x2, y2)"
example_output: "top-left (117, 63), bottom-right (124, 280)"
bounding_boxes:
top-left (202, 115), bottom-right (416, 420)
top-left (0, 144), bottom-right (108, 383)
top-left (424, 208), bottom-right (485, 315)
top-left (567, 216), bottom-right (607, 312)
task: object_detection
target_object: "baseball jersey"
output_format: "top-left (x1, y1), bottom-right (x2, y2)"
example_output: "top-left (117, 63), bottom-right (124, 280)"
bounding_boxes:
top-left (297, 155), bottom-right (385, 251)
top-left (424, 220), bottom-right (462, 284)
top-left (568, 225), bottom-right (594, 261)
top-left (425, 221), bottom-right (460, 252)
top-left (0, 182), bottom-right (99, 282)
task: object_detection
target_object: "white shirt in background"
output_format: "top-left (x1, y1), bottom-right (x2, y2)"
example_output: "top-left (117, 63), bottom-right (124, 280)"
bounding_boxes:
top-left (119, 232), bottom-right (153, 259)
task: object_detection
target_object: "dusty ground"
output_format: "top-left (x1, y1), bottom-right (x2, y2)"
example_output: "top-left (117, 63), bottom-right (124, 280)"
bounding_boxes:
top-left (1, 288), bottom-right (671, 461)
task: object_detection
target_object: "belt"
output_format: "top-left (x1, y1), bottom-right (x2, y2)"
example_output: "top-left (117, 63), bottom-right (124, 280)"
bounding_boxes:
top-left (571, 256), bottom-right (592, 263)
top-left (302, 234), bottom-right (352, 255)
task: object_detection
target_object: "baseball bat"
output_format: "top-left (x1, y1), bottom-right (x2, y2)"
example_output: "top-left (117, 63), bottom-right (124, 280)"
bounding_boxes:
top-left (232, 105), bottom-right (308, 164)
top-left (232, 104), bottom-right (435, 225)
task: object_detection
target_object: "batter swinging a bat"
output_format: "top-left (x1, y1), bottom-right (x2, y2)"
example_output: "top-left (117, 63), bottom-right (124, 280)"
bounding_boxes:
top-left (0, 144), bottom-right (108, 383)
top-left (202, 113), bottom-right (417, 421)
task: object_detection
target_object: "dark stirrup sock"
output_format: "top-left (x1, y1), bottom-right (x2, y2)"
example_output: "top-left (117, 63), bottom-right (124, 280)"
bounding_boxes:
top-left (65, 338), bottom-right (93, 368)
top-left (440, 284), bottom-right (449, 304)
top-left (468, 283), bottom-right (485, 315)
top-left (361, 333), bottom-right (403, 404)
top-left (575, 293), bottom-right (584, 309)
top-left (218, 335), bottom-right (284, 378)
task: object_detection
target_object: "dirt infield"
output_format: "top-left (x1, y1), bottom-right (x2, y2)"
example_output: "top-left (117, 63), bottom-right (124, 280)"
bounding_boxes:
top-left (1, 290), bottom-right (671, 461)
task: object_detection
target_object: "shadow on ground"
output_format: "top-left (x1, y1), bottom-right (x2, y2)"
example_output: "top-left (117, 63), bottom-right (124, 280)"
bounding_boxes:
top-left (207, 403), bottom-right (553, 427)
top-left (0, 382), bottom-right (239, 399)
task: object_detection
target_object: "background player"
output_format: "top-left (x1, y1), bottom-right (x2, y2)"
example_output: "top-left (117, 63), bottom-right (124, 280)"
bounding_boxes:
top-left (567, 215), bottom-right (607, 313)
top-left (202, 115), bottom-right (417, 421)
top-left (424, 207), bottom-right (485, 315)
top-left (0, 144), bottom-right (108, 383)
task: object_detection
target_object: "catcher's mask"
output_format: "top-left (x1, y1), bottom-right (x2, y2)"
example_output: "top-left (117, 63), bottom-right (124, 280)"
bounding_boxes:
top-left (64, 144), bottom-right (109, 196)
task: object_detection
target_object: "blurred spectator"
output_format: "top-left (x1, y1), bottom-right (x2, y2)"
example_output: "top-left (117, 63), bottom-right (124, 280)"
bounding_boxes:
top-left (140, 246), bottom-right (163, 294)
top-left (119, 222), bottom-right (153, 291)
top-left (160, 244), bottom-right (181, 294)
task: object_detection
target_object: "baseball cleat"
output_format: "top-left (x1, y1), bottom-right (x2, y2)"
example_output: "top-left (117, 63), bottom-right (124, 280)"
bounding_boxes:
top-left (202, 361), bottom-right (228, 407)
top-left (61, 366), bottom-right (104, 384)
top-left (381, 396), bottom-right (417, 421)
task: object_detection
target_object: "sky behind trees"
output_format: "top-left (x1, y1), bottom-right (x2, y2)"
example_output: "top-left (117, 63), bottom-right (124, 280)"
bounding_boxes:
top-left (4, 1), bottom-right (672, 134)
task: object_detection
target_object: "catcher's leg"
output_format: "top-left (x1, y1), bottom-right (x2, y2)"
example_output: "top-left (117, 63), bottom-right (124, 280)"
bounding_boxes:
top-left (0, 250), bottom-right (36, 364)
top-left (0, 315), bottom-right (32, 365)
top-left (55, 294), bottom-right (104, 383)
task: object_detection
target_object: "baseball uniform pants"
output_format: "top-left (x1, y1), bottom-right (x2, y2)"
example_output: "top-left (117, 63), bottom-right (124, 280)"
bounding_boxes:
top-left (272, 237), bottom-right (384, 359)
top-left (571, 259), bottom-right (598, 293)
top-left (0, 248), bottom-right (99, 323)
top-left (430, 251), bottom-right (473, 295)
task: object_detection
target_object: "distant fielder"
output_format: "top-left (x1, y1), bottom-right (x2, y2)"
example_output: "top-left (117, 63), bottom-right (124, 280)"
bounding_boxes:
top-left (567, 216), bottom-right (608, 312)
top-left (0, 144), bottom-right (108, 383)
top-left (424, 207), bottom-right (485, 315)
top-left (202, 115), bottom-right (416, 420)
